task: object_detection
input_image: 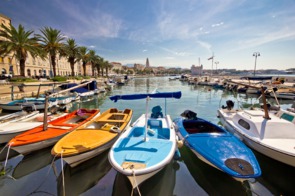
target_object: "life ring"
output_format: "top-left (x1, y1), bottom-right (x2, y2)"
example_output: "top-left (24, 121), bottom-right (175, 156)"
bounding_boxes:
top-left (110, 126), bottom-right (120, 133)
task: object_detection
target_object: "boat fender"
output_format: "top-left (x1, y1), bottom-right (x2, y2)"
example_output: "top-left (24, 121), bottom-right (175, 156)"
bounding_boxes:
top-left (110, 126), bottom-right (120, 133)
top-left (177, 139), bottom-right (184, 148)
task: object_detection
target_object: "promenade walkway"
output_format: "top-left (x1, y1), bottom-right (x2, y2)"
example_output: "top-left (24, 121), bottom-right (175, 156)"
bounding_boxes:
top-left (0, 78), bottom-right (107, 101)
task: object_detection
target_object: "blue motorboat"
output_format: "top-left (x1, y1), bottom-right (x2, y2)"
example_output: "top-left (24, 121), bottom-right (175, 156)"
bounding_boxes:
top-left (108, 91), bottom-right (182, 189)
top-left (173, 110), bottom-right (261, 180)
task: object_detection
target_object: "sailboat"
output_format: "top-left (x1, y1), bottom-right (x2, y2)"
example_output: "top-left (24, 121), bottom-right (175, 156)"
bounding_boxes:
top-left (108, 91), bottom-right (182, 189)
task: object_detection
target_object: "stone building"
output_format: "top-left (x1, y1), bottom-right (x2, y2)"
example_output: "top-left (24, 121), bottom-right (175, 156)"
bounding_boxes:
top-left (0, 13), bottom-right (15, 76)
top-left (0, 13), bottom-right (81, 77)
top-left (191, 64), bottom-right (203, 76)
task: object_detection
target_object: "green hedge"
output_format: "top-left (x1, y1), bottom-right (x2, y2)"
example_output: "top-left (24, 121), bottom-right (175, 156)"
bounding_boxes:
top-left (51, 76), bottom-right (67, 82)
top-left (9, 77), bottom-right (38, 82)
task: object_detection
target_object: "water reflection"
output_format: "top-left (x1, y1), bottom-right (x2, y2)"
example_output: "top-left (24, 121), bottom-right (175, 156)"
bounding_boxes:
top-left (112, 160), bottom-right (183, 196)
top-left (0, 144), bottom-right (19, 162)
top-left (180, 145), bottom-right (249, 195)
top-left (12, 146), bottom-right (54, 179)
top-left (57, 150), bottom-right (112, 196)
top-left (0, 76), bottom-right (294, 195)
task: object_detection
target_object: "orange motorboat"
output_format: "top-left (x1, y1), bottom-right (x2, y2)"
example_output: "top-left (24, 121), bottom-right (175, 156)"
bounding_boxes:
top-left (8, 108), bottom-right (100, 155)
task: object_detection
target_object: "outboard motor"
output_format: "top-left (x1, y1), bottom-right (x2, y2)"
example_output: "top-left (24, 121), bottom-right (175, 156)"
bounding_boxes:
top-left (151, 105), bottom-right (163, 118)
top-left (181, 110), bottom-right (197, 120)
top-left (222, 100), bottom-right (234, 110)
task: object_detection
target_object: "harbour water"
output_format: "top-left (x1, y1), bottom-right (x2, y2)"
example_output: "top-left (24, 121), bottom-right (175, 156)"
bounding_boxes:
top-left (0, 76), bottom-right (294, 195)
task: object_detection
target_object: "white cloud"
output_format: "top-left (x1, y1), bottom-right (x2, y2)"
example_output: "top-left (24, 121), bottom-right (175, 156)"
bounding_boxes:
top-left (211, 22), bottom-right (224, 27)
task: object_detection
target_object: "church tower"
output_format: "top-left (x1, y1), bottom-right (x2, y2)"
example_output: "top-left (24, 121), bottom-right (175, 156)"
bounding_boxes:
top-left (146, 58), bottom-right (150, 68)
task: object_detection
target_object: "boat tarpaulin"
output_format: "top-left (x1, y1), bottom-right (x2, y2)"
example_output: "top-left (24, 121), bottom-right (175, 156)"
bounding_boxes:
top-left (109, 91), bottom-right (182, 102)
top-left (240, 76), bottom-right (273, 80)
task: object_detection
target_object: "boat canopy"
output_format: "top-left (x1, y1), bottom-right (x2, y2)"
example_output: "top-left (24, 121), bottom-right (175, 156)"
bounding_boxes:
top-left (59, 80), bottom-right (98, 93)
top-left (109, 91), bottom-right (182, 102)
top-left (240, 76), bottom-right (273, 80)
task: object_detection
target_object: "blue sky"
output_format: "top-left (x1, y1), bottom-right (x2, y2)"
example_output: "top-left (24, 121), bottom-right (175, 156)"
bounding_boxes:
top-left (1, 0), bottom-right (295, 70)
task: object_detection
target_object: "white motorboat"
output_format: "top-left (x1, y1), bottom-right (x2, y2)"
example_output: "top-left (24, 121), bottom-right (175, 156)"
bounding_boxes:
top-left (108, 91), bottom-right (182, 189)
top-left (217, 99), bottom-right (295, 167)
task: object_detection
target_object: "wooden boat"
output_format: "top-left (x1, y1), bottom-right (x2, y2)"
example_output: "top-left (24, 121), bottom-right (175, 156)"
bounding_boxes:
top-left (0, 112), bottom-right (67, 144)
top-left (0, 110), bottom-right (39, 125)
top-left (51, 108), bottom-right (133, 167)
top-left (108, 91), bottom-right (181, 189)
top-left (0, 97), bottom-right (58, 111)
top-left (174, 110), bottom-right (261, 180)
top-left (218, 98), bottom-right (295, 167)
top-left (8, 109), bottom-right (100, 155)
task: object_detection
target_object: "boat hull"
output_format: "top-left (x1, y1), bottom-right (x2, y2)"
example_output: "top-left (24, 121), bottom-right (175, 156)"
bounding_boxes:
top-left (218, 109), bottom-right (295, 167)
top-left (174, 117), bottom-right (261, 179)
top-left (52, 108), bottom-right (133, 167)
top-left (11, 134), bottom-right (66, 155)
top-left (9, 109), bottom-right (100, 155)
top-left (109, 114), bottom-right (177, 188)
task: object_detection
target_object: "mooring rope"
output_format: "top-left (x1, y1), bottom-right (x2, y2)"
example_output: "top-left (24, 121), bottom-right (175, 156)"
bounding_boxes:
top-left (0, 143), bottom-right (9, 155)
top-left (61, 151), bottom-right (66, 196)
top-left (3, 142), bottom-right (13, 171)
top-left (130, 170), bottom-right (141, 196)
top-left (26, 151), bottom-right (60, 196)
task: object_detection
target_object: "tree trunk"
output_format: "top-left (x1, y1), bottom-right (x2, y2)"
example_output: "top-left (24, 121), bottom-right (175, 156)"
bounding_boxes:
top-left (70, 61), bottom-right (75, 76)
top-left (83, 62), bottom-right (86, 76)
top-left (91, 63), bottom-right (95, 76)
top-left (106, 67), bottom-right (108, 77)
top-left (20, 59), bottom-right (26, 77)
top-left (97, 64), bottom-right (101, 76)
top-left (51, 55), bottom-right (56, 77)
top-left (101, 67), bottom-right (104, 77)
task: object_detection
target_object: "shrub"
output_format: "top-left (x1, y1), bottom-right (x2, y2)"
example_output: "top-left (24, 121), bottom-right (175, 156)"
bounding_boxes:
top-left (10, 76), bottom-right (38, 82)
top-left (51, 76), bottom-right (67, 82)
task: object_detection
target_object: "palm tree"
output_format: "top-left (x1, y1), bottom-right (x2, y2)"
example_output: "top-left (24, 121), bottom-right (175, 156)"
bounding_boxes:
top-left (61, 38), bottom-right (79, 76)
top-left (0, 24), bottom-right (44, 76)
top-left (37, 27), bottom-right (65, 77)
top-left (104, 60), bottom-right (112, 77)
top-left (95, 57), bottom-right (104, 77)
top-left (88, 50), bottom-right (99, 77)
top-left (77, 47), bottom-right (89, 76)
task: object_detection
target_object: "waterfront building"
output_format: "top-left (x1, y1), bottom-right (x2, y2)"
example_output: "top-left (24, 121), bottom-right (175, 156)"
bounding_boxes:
top-left (110, 62), bottom-right (123, 74)
top-left (191, 64), bottom-right (203, 76)
top-left (0, 13), bottom-right (81, 77)
top-left (0, 13), bottom-right (16, 76)
top-left (134, 63), bottom-right (145, 71)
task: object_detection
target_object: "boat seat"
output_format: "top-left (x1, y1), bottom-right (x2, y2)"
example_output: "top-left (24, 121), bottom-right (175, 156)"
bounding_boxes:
top-left (183, 121), bottom-right (223, 134)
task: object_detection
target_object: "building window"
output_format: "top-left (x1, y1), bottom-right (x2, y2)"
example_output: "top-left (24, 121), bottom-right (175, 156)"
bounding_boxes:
top-left (0, 57), bottom-right (3, 63)
top-left (27, 69), bottom-right (31, 76)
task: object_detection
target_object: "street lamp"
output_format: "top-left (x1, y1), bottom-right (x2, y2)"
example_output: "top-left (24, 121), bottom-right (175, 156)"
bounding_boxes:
top-left (253, 52), bottom-right (260, 76)
top-left (215, 61), bottom-right (219, 74)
